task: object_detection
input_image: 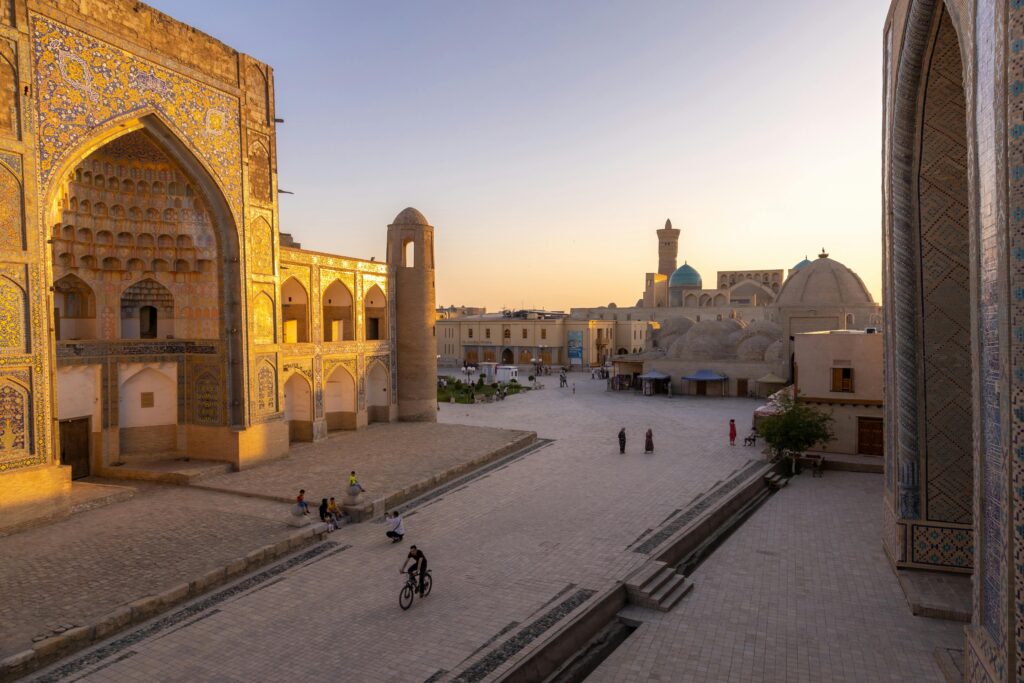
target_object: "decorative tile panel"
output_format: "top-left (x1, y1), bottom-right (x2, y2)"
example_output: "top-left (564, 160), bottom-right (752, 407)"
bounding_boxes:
top-left (910, 524), bottom-right (973, 569)
top-left (29, 13), bottom-right (242, 219)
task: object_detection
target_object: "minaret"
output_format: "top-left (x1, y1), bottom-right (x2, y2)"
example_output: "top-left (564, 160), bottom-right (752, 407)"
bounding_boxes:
top-left (387, 207), bottom-right (437, 422)
top-left (657, 219), bottom-right (680, 276)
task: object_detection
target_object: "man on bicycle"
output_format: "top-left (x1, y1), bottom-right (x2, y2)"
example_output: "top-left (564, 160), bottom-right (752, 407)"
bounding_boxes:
top-left (402, 545), bottom-right (428, 596)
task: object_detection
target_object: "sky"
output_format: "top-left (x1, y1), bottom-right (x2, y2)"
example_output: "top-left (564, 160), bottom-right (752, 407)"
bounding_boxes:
top-left (150, 0), bottom-right (893, 311)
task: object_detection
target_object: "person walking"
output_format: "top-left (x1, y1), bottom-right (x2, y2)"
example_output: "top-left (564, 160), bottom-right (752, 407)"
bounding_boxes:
top-left (645, 428), bottom-right (654, 454)
top-left (385, 511), bottom-right (405, 543)
top-left (572, 382), bottom-right (576, 396)
top-left (729, 419), bottom-right (737, 446)
top-left (618, 428), bottom-right (626, 454)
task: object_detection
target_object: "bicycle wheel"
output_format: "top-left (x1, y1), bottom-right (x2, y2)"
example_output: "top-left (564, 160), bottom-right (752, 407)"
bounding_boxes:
top-left (399, 584), bottom-right (414, 610)
top-left (422, 572), bottom-right (433, 597)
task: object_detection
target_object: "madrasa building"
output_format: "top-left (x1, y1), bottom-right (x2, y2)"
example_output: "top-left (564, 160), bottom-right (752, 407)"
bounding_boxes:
top-left (570, 220), bottom-right (882, 396)
top-left (0, 0), bottom-right (437, 533)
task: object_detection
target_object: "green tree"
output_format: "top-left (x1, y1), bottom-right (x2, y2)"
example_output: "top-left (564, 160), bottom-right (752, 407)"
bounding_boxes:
top-left (756, 394), bottom-right (833, 474)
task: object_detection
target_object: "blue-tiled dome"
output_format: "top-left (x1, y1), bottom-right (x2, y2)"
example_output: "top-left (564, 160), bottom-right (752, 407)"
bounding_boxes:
top-left (669, 262), bottom-right (702, 288)
top-left (792, 256), bottom-right (812, 270)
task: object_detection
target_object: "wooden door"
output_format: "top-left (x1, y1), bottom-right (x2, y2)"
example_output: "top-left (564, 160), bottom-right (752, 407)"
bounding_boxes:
top-left (59, 417), bottom-right (91, 480)
top-left (736, 379), bottom-right (748, 397)
top-left (857, 417), bottom-right (884, 456)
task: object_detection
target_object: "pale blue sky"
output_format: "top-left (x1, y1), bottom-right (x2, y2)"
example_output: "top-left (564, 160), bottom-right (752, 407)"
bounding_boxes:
top-left (150, 0), bottom-right (892, 310)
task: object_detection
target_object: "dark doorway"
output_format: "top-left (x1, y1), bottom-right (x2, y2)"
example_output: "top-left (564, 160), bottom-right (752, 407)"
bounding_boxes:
top-left (858, 417), bottom-right (884, 456)
top-left (366, 317), bottom-right (380, 341)
top-left (140, 305), bottom-right (157, 338)
top-left (501, 348), bottom-right (514, 364)
top-left (736, 378), bottom-right (748, 397)
top-left (696, 380), bottom-right (707, 396)
top-left (53, 307), bottom-right (61, 341)
top-left (60, 417), bottom-right (91, 479)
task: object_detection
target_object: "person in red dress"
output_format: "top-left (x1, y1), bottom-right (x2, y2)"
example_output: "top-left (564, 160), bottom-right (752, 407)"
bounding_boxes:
top-left (729, 419), bottom-right (737, 446)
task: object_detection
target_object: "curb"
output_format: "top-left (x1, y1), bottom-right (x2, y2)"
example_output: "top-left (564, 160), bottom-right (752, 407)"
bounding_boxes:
top-left (0, 522), bottom-right (331, 683)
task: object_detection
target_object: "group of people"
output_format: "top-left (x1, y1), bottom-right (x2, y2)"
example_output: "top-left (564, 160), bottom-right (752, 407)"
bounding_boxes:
top-left (617, 427), bottom-right (655, 454)
top-left (294, 477), bottom-right (430, 598)
top-left (293, 470), bottom-right (369, 531)
top-left (615, 420), bottom-right (740, 454)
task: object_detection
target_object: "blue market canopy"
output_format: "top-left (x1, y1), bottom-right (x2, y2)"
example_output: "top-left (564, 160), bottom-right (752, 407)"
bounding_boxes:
top-left (638, 371), bottom-right (671, 380)
top-left (682, 370), bottom-right (727, 381)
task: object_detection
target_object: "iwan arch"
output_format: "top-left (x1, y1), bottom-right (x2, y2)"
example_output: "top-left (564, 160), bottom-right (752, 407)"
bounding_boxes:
top-left (883, 0), bottom-right (1024, 679)
top-left (0, 1), bottom-right (436, 532)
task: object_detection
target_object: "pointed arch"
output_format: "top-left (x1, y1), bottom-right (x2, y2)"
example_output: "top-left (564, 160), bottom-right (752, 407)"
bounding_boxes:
top-left (325, 364), bottom-right (356, 430)
top-left (54, 273), bottom-right (96, 341)
top-left (283, 372), bottom-right (313, 442)
top-left (281, 277), bottom-right (309, 343)
top-left (366, 360), bottom-right (390, 424)
top-left (323, 279), bottom-right (354, 341)
top-left (43, 113), bottom-right (245, 425)
top-left (0, 274), bottom-right (27, 351)
top-left (248, 140), bottom-right (271, 203)
top-left (364, 284), bottom-right (388, 341)
top-left (0, 162), bottom-right (22, 248)
top-left (253, 291), bottom-right (275, 345)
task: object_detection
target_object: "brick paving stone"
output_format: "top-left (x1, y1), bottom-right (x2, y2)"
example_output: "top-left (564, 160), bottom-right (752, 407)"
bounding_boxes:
top-left (29, 377), bottom-right (759, 681)
top-left (191, 422), bottom-right (532, 503)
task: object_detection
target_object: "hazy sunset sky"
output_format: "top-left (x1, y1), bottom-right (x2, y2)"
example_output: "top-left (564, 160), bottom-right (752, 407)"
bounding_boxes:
top-left (151, 0), bottom-right (892, 311)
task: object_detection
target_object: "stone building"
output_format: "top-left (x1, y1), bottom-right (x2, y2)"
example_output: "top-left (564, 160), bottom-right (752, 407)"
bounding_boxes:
top-left (882, 0), bottom-right (1024, 678)
top-left (793, 330), bottom-right (883, 456)
top-left (436, 310), bottom-right (649, 368)
top-left (0, 0), bottom-right (435, 533)
top-left (571, 223), bottom-right (882, 376)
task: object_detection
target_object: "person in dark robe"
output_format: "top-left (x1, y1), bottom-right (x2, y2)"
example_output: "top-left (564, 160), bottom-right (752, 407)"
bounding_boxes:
top-left (618, 428), bottom-right (626, 454)
top-left (644, 429), bottom-right (654, 454)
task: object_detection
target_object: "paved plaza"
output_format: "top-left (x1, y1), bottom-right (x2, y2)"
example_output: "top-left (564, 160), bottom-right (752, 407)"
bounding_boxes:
top-left (0, 423), bottom-right (529, 661)
top-left (21, 376), bottom-right (963, 682)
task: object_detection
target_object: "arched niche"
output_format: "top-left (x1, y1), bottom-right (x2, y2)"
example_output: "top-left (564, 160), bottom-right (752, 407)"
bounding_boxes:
top-left (281, 277), bottom-right (309, 344)
top-left (253, 292), bottom-right (275, 345)
top-left (323, 279), bottom-right (354, 342)
top-left (46, 116), bottom-right (245, 425)
top-left (324, 365), bottom-right (356, 430)
top-left (283, 372), bottom-right (313, 442)
top-left (364, 284), bottom-right (387, 341)
top-left (118, 366), bottom-right (177, 454)
top-left (120, 278), bottom-right (174, 339)
top-left (54, 274), bottom-right (96, 341)
top-left (366, 361), bottom-right (390, 424)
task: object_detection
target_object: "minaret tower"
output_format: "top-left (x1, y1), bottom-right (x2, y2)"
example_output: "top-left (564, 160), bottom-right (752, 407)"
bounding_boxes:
top-left (387, 207), bottom-right (437, 422)
top-left (657, 219), bottom-right (680, 276)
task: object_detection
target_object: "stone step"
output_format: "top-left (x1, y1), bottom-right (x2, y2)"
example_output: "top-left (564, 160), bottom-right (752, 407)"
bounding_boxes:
top-left (639, 566), bottom-right (679, 597)
top-left (657, 577), bottom-right (694, 611)
top-left (649, 572), bottom-right (687, 605)
top-left (625, 561), bottom-right (667, 591)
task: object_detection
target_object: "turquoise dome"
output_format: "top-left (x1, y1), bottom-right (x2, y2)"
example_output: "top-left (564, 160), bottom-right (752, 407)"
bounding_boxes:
top-left (669, 262), bottom-right (702, 288)
top-left (792, 256), bottom-right (812, 270)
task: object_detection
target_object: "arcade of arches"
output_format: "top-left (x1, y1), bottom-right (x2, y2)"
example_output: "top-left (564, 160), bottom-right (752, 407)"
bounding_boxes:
top-left (0, 2), bottom-right (436, 536)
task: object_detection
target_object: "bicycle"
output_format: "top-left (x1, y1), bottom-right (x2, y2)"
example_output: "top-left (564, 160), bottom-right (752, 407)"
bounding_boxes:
top-left (399, 569), bottom-right (432, 610)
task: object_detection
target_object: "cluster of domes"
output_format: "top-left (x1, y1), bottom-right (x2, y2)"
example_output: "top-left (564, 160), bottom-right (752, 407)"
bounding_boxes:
top-left (652, 318), bottom-right (783, 362)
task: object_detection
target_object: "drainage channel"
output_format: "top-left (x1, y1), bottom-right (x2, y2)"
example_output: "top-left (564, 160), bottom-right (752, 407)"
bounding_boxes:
top-left (543, 617), bottom-right (638, 683)
top-left (491, 463), bottom-right (782, 683)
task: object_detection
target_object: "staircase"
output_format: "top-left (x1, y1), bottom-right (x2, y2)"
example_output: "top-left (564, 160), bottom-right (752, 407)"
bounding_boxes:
top-left (764, 472), bottom-right (788, 491)
top-left (625, 560), bottom-right (693, 611)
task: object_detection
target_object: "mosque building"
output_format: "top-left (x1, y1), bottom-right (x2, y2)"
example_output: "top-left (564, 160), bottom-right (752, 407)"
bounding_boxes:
top-left (0, 0), bottom-right (436, 534)
top-left (569, 220), bottom-right (882, 396)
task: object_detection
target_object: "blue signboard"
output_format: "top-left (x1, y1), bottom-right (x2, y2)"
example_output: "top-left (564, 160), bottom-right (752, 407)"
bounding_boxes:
top-left (568, 331), bottom-right (583, 365)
